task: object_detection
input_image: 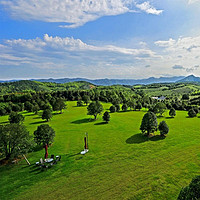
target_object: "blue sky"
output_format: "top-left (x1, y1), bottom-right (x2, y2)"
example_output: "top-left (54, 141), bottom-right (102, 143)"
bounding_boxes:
top-left (0, 0), bottom-right (200, 79)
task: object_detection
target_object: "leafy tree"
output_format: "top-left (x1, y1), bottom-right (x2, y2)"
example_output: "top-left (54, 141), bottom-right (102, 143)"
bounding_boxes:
top-left (0, 107), bottom-right (6, 116)
top-left (82, 95), bottom-right (90, 105)
top-left (177, 176), bottom-right (200, 200)
top-left (42, 103), bottom-right (53, 112)
top-left (24, 101), bottom-right (34, 112)
top-left (115, 104), bottom-right (120, 112)
top-left (34, 124), bottom-right (55, 146)
top-left (169, 108), bottom-right (176, 118)
top-left (77, 100), bottom-right (83, 107)
top-left (8, 112), bottom-right (25, 124)
top-left (33, 104), bottom-right (40, 114)
top-left (103, 111), bottom-right (110, 123)
top-left (53, 99), bottom-right (66, 113)
top-left (110, 105), bottom-right (116, 113)
top-left (140, 112), bottom-right (158, 136)
top-left (42, 109), bottom-right (52, 122)
top-left (128, 101), bottom-right (135, 111)
top-left (158, 121), bottom-right (169, 136)
top-left (0, 124), bottom-right (32, 159)
top-left (122, 104), bottom-right (128, 112)
top-left (12, 104), bottom-right (21, 112)
top-left (153, 102), bottom-right (166, 116)
top-left (188, 108), bottom-right (196, 118)
top-left (182, 94), bottom-right (189, 100)
top-left (87, 101), bottom-right (103, 120)
top-left (192, 106), bottom-right (199, 114)
top-left (136, 102), bottom-right (142, 111)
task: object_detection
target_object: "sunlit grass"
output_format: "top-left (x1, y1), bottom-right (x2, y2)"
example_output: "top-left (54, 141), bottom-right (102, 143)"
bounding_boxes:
top-left (1, 101), bottom-right (200, 200)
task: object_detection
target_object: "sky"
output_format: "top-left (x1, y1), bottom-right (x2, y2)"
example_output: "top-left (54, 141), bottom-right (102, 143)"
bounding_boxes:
top-left (1, 0), bottom-right (200, 80)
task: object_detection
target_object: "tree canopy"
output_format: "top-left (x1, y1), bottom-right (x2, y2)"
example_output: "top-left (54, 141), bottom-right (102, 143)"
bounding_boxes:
top-left (140, 112), bottom-right (158, 136)
top-left (34, 124), bottom-right (55, 146)
top-left (158, 121), bottom-right (169, 136)
top-left (8, 112), bottom-right (25, 124)
top-left (103, 111), bottom-right (110, 123)
top-left (0, 124), bottom-right (32, 159)
top-left (178, 176), bottom-right (200, 200)
top-left (42, 109), bottom-right (52, 122)
top-left (87, 101), bottom-right (103, 120)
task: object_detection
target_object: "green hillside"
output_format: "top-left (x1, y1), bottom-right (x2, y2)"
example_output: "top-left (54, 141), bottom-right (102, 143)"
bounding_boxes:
top-left (0, 80), bottom-right (95, 94)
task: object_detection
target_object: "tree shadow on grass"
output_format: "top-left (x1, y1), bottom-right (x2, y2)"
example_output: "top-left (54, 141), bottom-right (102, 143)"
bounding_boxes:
top-left (157, 115), bottom-right (164, 118)
top-left (29, 164), bottom-right (45, 174)
top-left (126, 133), bottom-right (148, 144)
top-left (165, 117), bottom-right (174, 119)
top-left (66, 153), bottom-right (80, 158)
top-left (71, 118), bottom-right (94, 124)
top-left (52, 113), bottom-right (61, 116)
top-left (0, 121), bottom-right (9, 125)
top-left (30, 121), bottom-right (46, 125)
top-left (25, 113), bottom-right (35, 117)
top-left (126, 133), bottom-right (166, 144)
top-left (94, 122), bottom-right (107, 125)
top-left (32, 116), bottom-right (41, 119)
top-left (32, 145), bottom-right (43, 152)
top-left (149, 135), bottom-right (166, 141)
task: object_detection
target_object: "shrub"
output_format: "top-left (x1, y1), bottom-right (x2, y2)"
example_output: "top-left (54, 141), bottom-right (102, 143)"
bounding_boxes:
top-left (158, 121), bottom-right (169, 136)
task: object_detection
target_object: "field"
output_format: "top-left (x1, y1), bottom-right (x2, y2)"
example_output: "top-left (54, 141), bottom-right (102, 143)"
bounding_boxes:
top-left (1, 101), bottom-right (200, 199)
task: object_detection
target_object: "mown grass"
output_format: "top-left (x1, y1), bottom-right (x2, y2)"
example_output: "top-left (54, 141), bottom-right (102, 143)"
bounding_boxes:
top-left (1, 101), bottom-right (200, 200)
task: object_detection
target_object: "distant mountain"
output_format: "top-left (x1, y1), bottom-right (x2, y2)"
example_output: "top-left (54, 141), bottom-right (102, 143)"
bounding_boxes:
top-left (3, 75), bottom-right (200, 86)
top-left (176, 75), bottom-right (200, 83)
top-left (30, 76), bottom-right (185, 86)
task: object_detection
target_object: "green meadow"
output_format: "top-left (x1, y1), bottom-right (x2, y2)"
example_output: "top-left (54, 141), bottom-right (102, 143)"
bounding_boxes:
top-left (1, 101), bottom-right (200, 200)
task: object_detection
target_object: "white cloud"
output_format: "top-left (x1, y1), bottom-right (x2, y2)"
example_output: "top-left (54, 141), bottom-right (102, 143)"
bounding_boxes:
top-left (136, 1), bottom-right (163, 15)
top-left (0, 34), bottom-right (159, 79)
top-left (0, 0), bottom-right (163, 28)
top-left (4, 34), bottom-right (156, 57)
top-left (188, 0), bottom-right (200, 4)
top-left (152, 35), bottom-right (200, 76)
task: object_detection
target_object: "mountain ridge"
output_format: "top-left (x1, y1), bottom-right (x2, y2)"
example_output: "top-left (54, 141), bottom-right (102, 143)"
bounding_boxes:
top-left (0, 75), bottom-right (199, 85)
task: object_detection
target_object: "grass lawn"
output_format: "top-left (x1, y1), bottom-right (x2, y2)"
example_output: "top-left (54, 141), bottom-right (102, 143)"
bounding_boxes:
top-left (1, 101), bottom-right (200, 199)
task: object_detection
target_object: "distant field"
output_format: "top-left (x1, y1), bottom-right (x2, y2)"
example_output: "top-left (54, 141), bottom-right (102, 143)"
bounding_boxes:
top-left (1, 102), bottom-right (200, 200)
top-left (136, 84), bottom-right (200, 97)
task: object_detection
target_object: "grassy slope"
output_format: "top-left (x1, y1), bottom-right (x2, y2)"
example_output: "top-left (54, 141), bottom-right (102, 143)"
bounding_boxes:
top-left (1, 102), bottom-right (200, 199)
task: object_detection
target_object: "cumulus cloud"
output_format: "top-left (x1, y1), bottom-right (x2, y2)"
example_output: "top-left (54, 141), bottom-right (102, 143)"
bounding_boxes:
top-left (136, 1), bottom-right (163, 15)
top-left (3, 34), bottom-right (156, 57)
top-left (0, 33), bottom-right (158, 79)
top-left (0, 0), bottom-right (163, 28)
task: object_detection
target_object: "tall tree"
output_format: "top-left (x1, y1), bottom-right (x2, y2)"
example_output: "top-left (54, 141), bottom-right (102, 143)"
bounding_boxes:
top-left (42, 109), bottom-right (52, 122)
top-left (53, 98), bottom-right (66, 113)
top-left (87, 101), bottom-right (103, 120)
top-left (103, 111), bottom-right (110, 123)
top-left (34, 124), bottom-right (55, 146)
top-left (158, 121), bottom-right (169, 136)
top-left (8, 112), bottom-right (25, 124)
top-left (140, 112), bottom-right (158, 136)
top-left (82, 95), bottom-right (90, 105)
top-left (0, 124), bottom-right (32, 159)
top-left (169, 108), bottom-right (176, 118)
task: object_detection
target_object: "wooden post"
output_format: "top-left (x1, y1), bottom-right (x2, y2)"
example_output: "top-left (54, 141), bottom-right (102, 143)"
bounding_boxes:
top-left (18, 147), bottom-right (30, 165)
top-left (85, 132), bottom-right (89, 149)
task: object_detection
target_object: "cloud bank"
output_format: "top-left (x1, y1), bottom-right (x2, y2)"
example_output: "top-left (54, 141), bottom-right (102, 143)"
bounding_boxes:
top-left (1, 34), bottom-right (200, 78)
top-left (0, 0), bottom-right (163, 28)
